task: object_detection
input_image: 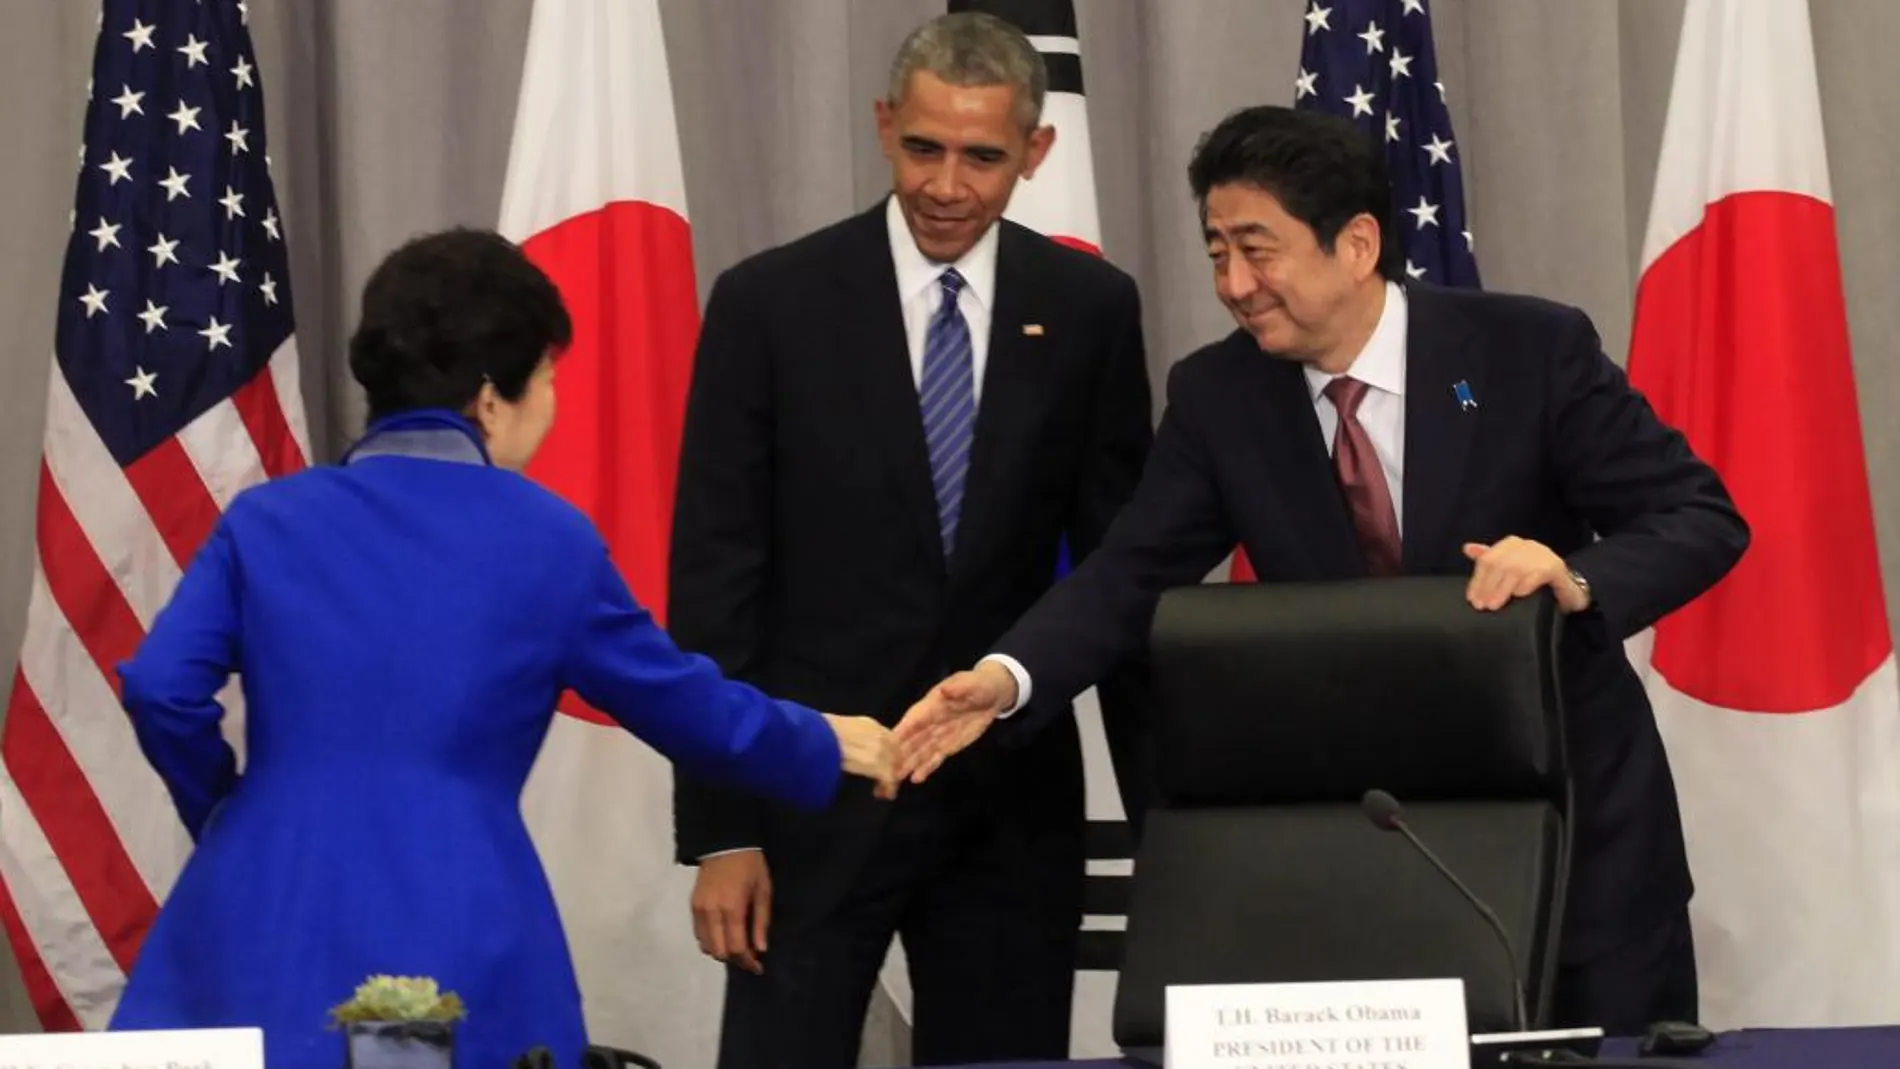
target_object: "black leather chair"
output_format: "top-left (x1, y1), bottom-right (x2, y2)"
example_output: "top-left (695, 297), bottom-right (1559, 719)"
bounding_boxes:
top-left (1111, 576), bottom-right (1571, 1053)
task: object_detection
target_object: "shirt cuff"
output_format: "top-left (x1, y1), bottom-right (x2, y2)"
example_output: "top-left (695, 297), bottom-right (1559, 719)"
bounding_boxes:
top-left (978, 653), bottom-right (1033, 719)
top-left (697, 847), bottom-right (761, 861)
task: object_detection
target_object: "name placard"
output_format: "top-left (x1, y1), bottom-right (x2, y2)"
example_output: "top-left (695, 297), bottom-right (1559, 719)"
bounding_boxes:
top-left (1165, 978), bottom-right (1468, 1069)
top-left (0, 1026), bottom-right (263, 1069)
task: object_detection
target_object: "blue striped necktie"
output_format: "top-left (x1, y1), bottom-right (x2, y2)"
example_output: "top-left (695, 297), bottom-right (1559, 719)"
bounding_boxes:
top-left (920, 268), bottom-right (975, 557)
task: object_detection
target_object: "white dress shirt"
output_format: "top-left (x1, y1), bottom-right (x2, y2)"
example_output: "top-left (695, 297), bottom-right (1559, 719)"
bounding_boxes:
top-left (888, 195), bottom-right (999, 401)
top-left (1304, 281), bottom-right (1408, 533)
top-left (984, 281), bottom-right (1411, 715)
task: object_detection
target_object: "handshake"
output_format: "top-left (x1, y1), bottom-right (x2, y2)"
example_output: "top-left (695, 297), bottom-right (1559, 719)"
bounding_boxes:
top-left (822, 659), bottom-right (1021, 798)
top-left (694, 662), bottom-right (1024, 973)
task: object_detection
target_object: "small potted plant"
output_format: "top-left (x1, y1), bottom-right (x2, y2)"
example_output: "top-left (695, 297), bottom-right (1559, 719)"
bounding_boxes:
top-left (330, 974), bottom-right (466, 1069)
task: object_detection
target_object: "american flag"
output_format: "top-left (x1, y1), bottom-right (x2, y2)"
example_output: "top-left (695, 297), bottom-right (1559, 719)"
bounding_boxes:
top-left (0, 0), bottom-right (309, 1029)
top-left (1295, 0), bottom-right (1480, 287)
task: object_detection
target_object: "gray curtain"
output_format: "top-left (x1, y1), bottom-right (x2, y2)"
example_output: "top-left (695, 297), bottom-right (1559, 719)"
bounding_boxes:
top-left (2, 0), bottom-right (1897, 1059)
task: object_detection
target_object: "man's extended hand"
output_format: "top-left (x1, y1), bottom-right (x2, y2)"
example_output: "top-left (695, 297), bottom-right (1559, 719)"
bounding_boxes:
top-left (1463, 536), bottom-right (1590, 614)
top-left (893, 660), bottom-right (1017, 783)
top-left (691, 849), bottom-right (772, 974)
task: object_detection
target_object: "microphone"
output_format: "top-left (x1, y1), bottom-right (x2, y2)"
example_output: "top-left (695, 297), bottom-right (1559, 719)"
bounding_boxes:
top-left (1361, 788), bottom-right (1529, 1035)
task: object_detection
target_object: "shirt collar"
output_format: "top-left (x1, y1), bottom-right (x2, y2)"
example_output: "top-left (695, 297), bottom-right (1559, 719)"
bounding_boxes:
top-left (886, 194), bottom-right (999, 313)
top-left (1304, 281), bottom-right (1409, 402)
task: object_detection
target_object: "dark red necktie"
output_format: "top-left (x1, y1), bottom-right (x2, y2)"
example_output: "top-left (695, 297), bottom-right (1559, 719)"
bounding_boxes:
top-left (1324, 376), bottom-right (1402, 576)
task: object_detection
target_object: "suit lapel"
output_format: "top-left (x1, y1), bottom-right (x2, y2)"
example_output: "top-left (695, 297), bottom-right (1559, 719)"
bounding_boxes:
top-left (1243, 347), bottom-right (1364, 579)
top-left (834, 204), bottom-right (945, 570)
top-left (950, 225), bottom-right (1042, 577)
top-left (1400, 285), bottom-right (1481, 571)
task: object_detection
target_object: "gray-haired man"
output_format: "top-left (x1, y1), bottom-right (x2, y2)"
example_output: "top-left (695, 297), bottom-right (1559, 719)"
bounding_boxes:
top-left (667, 11), bottom-right (1153, 1067)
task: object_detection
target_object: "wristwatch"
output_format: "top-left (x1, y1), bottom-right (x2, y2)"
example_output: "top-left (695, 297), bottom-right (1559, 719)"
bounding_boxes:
top-left (1567, 568), bottom-right (1592, 608)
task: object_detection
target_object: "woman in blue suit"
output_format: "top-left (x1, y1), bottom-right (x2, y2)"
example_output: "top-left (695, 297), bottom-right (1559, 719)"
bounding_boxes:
top-left (108, 229), bottom-right (897, 1069)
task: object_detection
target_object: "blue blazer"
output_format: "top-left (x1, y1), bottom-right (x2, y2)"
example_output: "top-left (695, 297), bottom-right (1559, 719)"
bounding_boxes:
top-left (109, 410), bottom-right (842, 1069)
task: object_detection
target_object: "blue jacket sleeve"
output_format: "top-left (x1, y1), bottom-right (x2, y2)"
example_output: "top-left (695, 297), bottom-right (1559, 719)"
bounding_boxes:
top-left (560, 543), bottom-right (842, 811)
top-left (117, 519), bottom-right (242, 841)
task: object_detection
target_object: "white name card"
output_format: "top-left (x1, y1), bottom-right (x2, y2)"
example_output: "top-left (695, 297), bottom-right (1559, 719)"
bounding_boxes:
top-left (1165, 978), bottom-right (1469, 1069)
top-left (0, 1026), bottom-right (263, 1069)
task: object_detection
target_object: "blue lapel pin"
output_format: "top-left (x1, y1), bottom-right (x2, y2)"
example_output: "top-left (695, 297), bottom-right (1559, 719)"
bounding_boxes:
top-left (1452, 380), bottom-right (1477, 412)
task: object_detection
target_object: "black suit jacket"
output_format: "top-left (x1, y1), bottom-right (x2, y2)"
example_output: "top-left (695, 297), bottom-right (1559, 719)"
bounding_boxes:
top-left (668, 201), bottom-right (1153, 915)
top-left (994, 283), bottom-right (1749, 961)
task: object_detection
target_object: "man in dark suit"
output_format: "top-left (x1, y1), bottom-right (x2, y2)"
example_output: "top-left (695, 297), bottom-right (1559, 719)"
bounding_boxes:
top-left (667, 12), bottom-right (1152, 1068)
top-left (896, 104), bottom-right (1750, 1035)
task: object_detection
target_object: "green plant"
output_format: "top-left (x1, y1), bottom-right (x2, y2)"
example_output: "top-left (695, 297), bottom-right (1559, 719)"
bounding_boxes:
top-left (329, 975), bottom-right (466, 1027)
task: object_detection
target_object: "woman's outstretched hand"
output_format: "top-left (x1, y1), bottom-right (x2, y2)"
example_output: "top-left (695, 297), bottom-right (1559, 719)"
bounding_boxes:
top-left (823, 714), bottom-right (900, 800)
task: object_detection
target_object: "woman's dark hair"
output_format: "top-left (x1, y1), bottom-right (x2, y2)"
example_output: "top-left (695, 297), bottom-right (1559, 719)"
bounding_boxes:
top-left (348, 227), bottom-right (573, 422)
top-left (1187, 105), bottom-right (1402, 282)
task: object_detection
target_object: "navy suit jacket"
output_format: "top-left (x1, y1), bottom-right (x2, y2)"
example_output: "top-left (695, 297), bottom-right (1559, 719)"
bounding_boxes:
top-left (994, 283), bottom-right (1749, 960)
top-left (668, 203), bottom-right (1154, 918)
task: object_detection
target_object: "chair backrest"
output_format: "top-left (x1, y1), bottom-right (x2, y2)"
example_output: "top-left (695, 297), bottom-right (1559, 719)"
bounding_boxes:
top-left (1111, 576), bottom-right (1570, 1049)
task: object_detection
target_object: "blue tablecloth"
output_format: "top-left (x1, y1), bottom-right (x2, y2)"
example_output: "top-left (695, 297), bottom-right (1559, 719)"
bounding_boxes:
top-left (1600, 1027), bottom-right (1900, 1066)
top-left (950, 1026), bottom-right (1900, 1068)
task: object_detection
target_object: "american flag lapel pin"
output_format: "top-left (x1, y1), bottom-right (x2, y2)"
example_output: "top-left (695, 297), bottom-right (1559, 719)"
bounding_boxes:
top-left (1022, 323), bottom-right (1044, 337)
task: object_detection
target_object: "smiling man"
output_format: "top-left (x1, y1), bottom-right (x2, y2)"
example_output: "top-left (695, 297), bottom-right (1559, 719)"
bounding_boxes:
top-left (666, 11), bottom-right (1152, 1068)
top-left (897, 104), bottom-right (1751, 1035)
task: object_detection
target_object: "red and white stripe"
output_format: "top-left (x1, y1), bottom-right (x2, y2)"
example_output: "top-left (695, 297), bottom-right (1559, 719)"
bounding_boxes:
top-left (0, 339), bottom-right (309, 1030)
top-left (496, 2), bottom-right (716, 1066)
top-left (1626, 0), bottom-right (1900, 1028)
